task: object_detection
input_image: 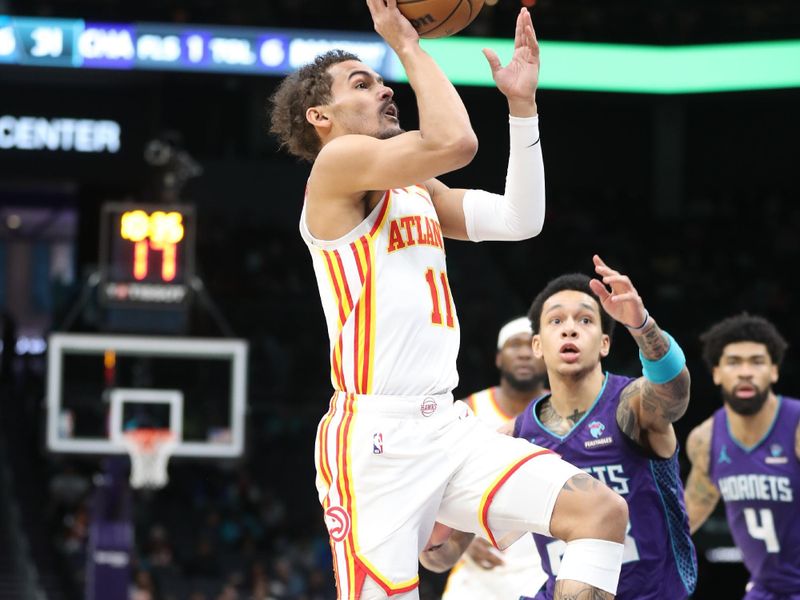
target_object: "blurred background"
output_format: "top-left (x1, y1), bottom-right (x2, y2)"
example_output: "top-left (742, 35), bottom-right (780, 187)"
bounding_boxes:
top-left (1, 0), bottom-right (799, 598)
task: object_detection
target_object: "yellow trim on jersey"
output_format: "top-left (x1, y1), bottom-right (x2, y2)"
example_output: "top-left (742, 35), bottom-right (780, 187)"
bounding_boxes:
top-left (487, 387), bottom-right (514, 422)
top-left (319, 249), bottom-right (349, 390)
top-left (351, 239), bottom-right (370, 394)
top-left (318, 394), bottom-right (336, 496)
top-left (365, 238), bottom-right (377, 394)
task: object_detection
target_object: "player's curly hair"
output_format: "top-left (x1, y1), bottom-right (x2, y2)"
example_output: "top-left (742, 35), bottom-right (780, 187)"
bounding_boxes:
top-left (268, 50), bottom-right (360, 162)
top-left (700, 313), bottom-right (788, 370)
top-left (527, 273), bottom-right (616, 337)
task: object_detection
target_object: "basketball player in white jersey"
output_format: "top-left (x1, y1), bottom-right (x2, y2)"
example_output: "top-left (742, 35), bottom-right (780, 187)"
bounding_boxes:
top-left (269, 2), bottom-right (628, 599)
top-left (430, 316), bottom-right (549, 599)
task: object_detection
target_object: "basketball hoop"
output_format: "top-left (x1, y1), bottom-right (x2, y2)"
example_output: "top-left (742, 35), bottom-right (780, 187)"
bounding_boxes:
top-left (122, 428), bottom-right (176, 489)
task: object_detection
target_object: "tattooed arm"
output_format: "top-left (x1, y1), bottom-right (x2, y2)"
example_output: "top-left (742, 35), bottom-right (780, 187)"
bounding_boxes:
top-left (615, 318), bottom-right (691, 457)
top-left (588, 255), bottom-right (689, 458)
top-left (684, 418), bottom-right (721, 534)
top-left (553, 581), bottom-right (614, 600)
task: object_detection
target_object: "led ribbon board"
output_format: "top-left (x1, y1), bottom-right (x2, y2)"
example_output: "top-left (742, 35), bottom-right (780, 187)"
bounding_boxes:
top-left (1, 15), bottom-right (799, 93)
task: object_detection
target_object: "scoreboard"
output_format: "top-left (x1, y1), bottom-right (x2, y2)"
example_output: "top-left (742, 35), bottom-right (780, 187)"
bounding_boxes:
top-left (99, 203), bottom-right (195, 307)
top-left (0, 16), bottom-right (391, 77)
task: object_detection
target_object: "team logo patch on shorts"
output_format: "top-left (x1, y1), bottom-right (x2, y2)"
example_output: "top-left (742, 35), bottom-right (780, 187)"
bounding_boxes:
top-left (421, 397), bottom-right (437, 417)
top-left (324, 506), bottom-right (351, 543)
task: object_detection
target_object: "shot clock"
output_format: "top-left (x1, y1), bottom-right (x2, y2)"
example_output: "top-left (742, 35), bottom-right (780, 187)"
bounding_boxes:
top-left (99, 202), bottom-right (195, 307)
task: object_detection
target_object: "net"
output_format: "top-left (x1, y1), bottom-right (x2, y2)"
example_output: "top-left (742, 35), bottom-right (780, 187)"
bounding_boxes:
top-left (122, 428), bottom-right (176, 489)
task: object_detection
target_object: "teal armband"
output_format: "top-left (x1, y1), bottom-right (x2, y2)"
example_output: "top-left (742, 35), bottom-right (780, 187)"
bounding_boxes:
top-left (639, 332), bottom-right (686, 384)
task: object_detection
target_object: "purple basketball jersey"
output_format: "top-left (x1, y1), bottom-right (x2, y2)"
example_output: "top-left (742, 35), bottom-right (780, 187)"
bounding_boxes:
top-left (709, 396), bottom-right (800, 595)
top-left (514, 372), bottom-right (697, 600)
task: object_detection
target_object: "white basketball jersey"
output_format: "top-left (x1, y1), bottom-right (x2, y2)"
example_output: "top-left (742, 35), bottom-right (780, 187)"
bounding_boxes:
top-left (300, 185), bottom-right (459, 396)
top-left (465, 387), bottom-right (516, 430)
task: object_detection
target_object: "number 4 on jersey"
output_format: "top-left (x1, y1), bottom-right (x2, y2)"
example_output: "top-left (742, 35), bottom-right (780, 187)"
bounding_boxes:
top-left (744, 508), bottom-right (780, 553)
top-left (424, 268), bottom-right (455, 328)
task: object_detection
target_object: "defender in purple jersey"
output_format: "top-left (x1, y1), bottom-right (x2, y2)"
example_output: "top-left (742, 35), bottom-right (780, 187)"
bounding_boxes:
top-left (514, 258), bottom-right (697, 600)
top-left (422, 256), bottom-right (697, 599)
top-left (686, 314), bottom-right (800, 600)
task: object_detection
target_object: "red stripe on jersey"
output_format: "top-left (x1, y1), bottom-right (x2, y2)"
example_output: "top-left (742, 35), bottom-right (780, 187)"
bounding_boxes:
top-left (323, 251), bottom-right (348, 325)
top-left (334, 250), bottom-right (354, 311)
top-left (350, 241), bottom-right (365, 284)
top-left (369, 191), bottom-right (391, 238)
top-left (480, 449), bottom-right (556, 548)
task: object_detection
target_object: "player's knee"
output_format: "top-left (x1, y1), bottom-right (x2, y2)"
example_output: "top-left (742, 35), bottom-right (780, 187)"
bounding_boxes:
top-left (590, 488), bottom-right (628, 543)
top-left (550, 474), bottom-right (628, 544)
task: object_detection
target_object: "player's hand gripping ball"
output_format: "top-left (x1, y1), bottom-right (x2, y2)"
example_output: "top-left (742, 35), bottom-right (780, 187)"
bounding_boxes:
top-left (398, 0), bottom-right (485, 38)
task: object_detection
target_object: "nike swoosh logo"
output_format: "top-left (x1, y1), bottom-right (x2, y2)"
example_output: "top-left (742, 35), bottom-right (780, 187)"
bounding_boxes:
top-left (527, 137), bottom-right (541, 147)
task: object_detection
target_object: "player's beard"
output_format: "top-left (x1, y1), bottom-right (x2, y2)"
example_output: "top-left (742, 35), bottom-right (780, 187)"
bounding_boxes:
top-left (721, 385), bottom-right (770, 416)
top-left (502, 369), bottom-right (548, 394)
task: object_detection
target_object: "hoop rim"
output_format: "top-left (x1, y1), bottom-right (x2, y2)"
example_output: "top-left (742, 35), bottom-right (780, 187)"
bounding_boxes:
top-left (122, 428), bottom-right (176, 451)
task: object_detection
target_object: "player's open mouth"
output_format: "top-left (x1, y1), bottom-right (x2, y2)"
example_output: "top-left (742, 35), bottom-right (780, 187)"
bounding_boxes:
top-left (734, 384), bottom-right (757, 398)
top-left (559, 343), bottom-right (580, 363)
top-left (383, 104), bottom-right (398, 119)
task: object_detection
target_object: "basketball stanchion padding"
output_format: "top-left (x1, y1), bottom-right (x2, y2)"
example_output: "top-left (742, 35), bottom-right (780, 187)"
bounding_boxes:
top-left (122, 429), bottom-right (176, 489)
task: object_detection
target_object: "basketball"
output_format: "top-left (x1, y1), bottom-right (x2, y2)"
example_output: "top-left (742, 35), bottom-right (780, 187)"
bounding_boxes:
top-left (397, 0), bottom-right (485, 39)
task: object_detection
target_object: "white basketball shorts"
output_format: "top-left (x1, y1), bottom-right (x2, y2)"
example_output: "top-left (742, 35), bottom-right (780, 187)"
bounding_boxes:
top-left (314, 392), bottom-right (582, 599)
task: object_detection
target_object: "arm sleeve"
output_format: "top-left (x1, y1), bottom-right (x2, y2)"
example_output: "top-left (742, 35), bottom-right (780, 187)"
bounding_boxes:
top-left (462, 115), bottom-right (545, 242)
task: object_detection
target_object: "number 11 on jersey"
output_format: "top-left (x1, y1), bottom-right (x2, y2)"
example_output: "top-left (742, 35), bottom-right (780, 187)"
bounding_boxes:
top-left (424, 268), bottom-right (455, 328)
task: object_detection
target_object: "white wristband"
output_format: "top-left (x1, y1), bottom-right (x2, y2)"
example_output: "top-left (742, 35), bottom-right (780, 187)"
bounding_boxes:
top-left (462, 115), bottom-right (545, 242)
top-left (556, 538), bottom-right (624, 595)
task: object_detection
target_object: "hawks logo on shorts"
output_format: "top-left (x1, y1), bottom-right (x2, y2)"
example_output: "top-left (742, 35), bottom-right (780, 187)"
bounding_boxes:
top-left (421, 397), bottom-right (437, 417)
top-left (324, 506), bottom-right (351, 542)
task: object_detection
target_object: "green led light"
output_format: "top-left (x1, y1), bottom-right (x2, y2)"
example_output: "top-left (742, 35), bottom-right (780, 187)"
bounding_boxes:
top-left (386, 38), bottom-right (800, 94)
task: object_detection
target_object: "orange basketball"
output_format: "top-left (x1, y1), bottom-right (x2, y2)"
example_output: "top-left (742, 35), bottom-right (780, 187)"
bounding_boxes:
top-left (397, 0), bottom-right (485, 39)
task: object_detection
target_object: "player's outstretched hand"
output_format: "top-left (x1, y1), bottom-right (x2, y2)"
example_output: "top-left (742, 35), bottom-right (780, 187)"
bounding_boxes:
top-left (366, 0), bottom-right (419, 51)
top-left (588, 255), bottom-right (648, 330)
top-left (482, 8), bottom-right (540, 105)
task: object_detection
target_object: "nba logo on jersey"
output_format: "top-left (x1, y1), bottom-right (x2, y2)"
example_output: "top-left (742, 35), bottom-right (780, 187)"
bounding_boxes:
top-left (421, 397), bottom-right (437, 417)
top-left (373, 432), bottom-right (384, 454)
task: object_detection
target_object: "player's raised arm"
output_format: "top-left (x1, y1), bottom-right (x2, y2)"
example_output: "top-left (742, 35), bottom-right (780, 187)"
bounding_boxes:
top-left (308, 0), bottom-right (478, 197)
top-left (588, 255), bottom-right (691, 458)
top-left (428, 8), bottom-right (546, 241)
top-left (684, 418), bottom-right (721, 534)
